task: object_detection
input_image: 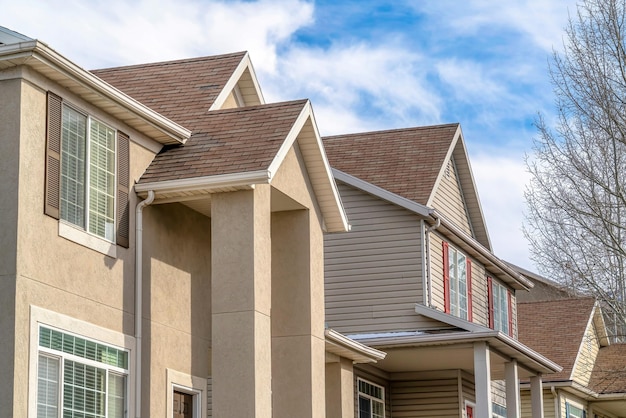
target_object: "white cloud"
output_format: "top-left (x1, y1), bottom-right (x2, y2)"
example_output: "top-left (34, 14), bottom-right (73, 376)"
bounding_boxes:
top-left (470, 151), bottom-right (533, 269)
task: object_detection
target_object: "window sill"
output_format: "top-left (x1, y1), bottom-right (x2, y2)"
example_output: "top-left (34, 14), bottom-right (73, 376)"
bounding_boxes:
top-left (59, 222), bottom-right (117, 258)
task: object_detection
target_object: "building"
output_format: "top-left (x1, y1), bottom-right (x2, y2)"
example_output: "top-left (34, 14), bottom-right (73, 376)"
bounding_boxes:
top-left (322, 126), bottom-right (562, 417)
top-left (0, 26), bottom-right (385, 418)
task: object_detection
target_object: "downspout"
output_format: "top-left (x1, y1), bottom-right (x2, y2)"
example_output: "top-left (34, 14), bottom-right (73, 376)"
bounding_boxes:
top-left (135, 190), bottom-right (155, 418)
top-left (551, 386), bottom-right (560, 418)
top-left (425, 215), bottom-right (441, 308)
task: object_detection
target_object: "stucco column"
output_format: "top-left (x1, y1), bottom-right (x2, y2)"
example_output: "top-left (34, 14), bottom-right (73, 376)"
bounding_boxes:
top-left (530, 375), bottom-right (544, 418)
top-left (474, 341), bottom-right (492, 417)
top-left (211, 187), bottom-right (272, 418)
top-left (325, 357), bottom-right (355, 418)
top-left (505, 360), bottom-right (520, 418)
top-left (271, 210), bottom-right (325, 418)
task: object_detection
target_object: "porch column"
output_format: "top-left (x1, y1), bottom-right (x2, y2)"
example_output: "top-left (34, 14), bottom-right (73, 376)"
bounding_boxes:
top-left (325, 357), bottom-right (355, 418)
top-left (211, 187), bottom-right (272, 418)
top-left (474, 341), bottom-right (492, 417)
top-left (505, 360), bottom-right (520, 418)
top-left (271, 210), bottom-right (326, 418)
top-left (530, 374), bottom-right (544, 418)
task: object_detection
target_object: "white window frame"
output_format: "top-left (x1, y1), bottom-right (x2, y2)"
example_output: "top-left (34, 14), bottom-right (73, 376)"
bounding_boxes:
top-left (59, 103), bottom-right (118, 256)
top-left (464, 400), bottom-right (475, 418)
top-left (492, 402), bottom-right (507, 418)
top-left (357, 378), bottom-right (385, 418)
top-left (28, 306), bottom-right (136, 418)
top-left (167, 369), bottom-right (207, 418)
top-left (448, 245), bottom-right (468, 319)
top-left (566, 401), bottom-right (587, 418)
top-left (492, 281), bottom-right (509, 334)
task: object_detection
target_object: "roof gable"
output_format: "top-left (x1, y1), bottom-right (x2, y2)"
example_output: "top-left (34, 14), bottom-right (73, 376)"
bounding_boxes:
top-left (92, 52), bottom-right (257, 128)
top-left (518, 297), bottom-right (597, 382)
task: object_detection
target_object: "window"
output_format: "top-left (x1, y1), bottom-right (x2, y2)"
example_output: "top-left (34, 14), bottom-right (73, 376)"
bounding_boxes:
top-left (443, 242), bottom-right (473, 320)
top-left (566, 402), bottom-right (587, 418)
top-left (60, 105), bottom-right (116, 241)
top-left (358, 379), bottom-right (384, 418)
top-left (174, 390), bottom-right (194, 418)
top-left (36, 326), bottom-right (129, 418)
top-left (488, 278), bottom-right (513, 336)
top-left (46, 92), bottom-right (130, 251)
top-left (492, 403), bottom-right (506, 418)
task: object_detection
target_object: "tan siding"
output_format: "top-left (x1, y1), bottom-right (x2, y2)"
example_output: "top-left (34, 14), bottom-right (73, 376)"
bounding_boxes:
top-left (571, 319), bottom-right (601, 385)
top-left (431, 157), bottom-right (472, 235)
top-left (429, 233), bottom-right (445, 311)
top-left (471, 260), bottom-right (489, 327)
top-left (521, 389), bottom-right (555, 418)
top-left (390, 374), bottom-right (460, 418)
top-left (491, 380), bottom-right (506, 409)
top-left (325, 183), bottom-right (429, 334)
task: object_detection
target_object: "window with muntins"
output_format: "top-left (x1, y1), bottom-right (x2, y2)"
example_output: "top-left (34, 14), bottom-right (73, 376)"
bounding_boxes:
top-left (566, 402), bottom-right (587, 418)
top-left (488, 278), bottom-right (513, 336)
top-left (36, 326), bottom-right (128, 418)
top-left (46, 92), bottom-right (131, 249)
top-left (358, 379), bottom-right (385, 418)
top-left (443, 242), bottom-right (472, 320)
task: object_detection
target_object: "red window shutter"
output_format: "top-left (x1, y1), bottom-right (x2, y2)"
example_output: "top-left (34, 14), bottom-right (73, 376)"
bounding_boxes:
top-left (116, 131), bottom-right (130, 248)
top-left (507, 290), bottom-right (513, 337)
top-left (487, 277), bottom-right (494, 329)
top-left (442, 241), bottom-right (450, 313)
top-left (45, 92), bottom-right (62, 219)
top-left (466, 258), bottom-right (473, 321)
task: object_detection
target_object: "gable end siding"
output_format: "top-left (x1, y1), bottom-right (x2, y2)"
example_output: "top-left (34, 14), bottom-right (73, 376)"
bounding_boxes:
top-left (325, 182), bottom-right (436, 333)
top-left (431, 157), bottom-right (472, 236)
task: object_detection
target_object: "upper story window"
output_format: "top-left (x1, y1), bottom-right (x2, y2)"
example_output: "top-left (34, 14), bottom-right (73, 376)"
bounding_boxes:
top-left (61, 105), bottom-right (116, 241)
top-left (443, 242), bottom-right (473, 321)
top-left (37, 326), bottom-right (129, 418)
top-left (358, 378), bottom-right (385, 418)
top-left (45, 92), bottom-right (130, 253)
top-left (565, 402), bottom-right (587, 418)
top-left (488, 277), bottom-right (513, 336)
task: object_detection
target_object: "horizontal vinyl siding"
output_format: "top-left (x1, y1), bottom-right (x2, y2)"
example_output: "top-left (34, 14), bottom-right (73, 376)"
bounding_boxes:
top-left (391, 376), bottom-right (460, 418)
top-left (325, 183), bottom-right (427, 334)
top-left (431, 158), bottom-right (472, 236)
top-left (571, 323), bottom-right (600, 386)
top-left (521, 389), bottom-right (555, 418)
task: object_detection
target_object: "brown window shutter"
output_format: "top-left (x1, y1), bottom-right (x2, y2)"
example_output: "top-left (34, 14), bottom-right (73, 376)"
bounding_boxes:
top-left (466, 258), bottom-right (473, 321)
top-left (45, 92), bottom-right (62, 219)
top-left (117, 131), bottom-right (130, 248)
top-left (487, 277), bottom-right (494, 329)
top-left (442, 241), bottom-right (450, 313)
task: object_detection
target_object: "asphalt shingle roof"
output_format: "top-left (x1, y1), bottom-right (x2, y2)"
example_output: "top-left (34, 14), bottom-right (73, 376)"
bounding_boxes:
top-left (138, 100), bottom-right (307, 183)
top-left (517, 297), bottom-right (596, 382)
top-left (92, 52), bottom-right (246, 128)
top-left (589, 343), bottom-right (626, 394)
top-left (322, 124), bottom-right (459, 205)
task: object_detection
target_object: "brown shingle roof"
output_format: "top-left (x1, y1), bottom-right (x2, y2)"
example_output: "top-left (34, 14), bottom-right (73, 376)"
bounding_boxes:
top-left (517, 297), bottom-right (596, 382)
top-left (322, 124), bottom-right (459, 205)
top-left (91, 52), bottom-right (246, 127)
top-left (589, 343), bottom-right (626, 393)
top-left (138, 100), bottom-right (307, 183)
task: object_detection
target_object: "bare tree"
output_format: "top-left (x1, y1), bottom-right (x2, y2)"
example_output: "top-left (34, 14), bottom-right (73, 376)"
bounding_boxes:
top-left (524, 0), bottom-right (626, 340)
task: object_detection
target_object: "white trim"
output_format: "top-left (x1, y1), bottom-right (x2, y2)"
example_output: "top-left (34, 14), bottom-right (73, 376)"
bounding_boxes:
top-left (333, 168), bottom-right (432, 218)
top-left (324, 328), bottom-right (386, 363)
top-left (0, 40), bottom-right (190, 145)
top-left (28, 306), bottom-right (136, 418)
top-left (464, 400), bottom-right (476, 418)
top-left (357, 377), bottom-right (386, 418)
top-left (135, 170), bottom-right (269, 195)
top-left (59, 221), bottom-right (117, 258)
top-left (209, 52), bottom-right (265, 110)
top-left (167, 369), bottom-right (208, 418)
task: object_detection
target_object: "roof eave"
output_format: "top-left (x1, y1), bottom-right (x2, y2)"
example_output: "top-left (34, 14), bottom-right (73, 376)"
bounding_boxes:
top-left (0, 40), bottom-right (190, 145)
top-left (325, 329), bottom-right (387, 364)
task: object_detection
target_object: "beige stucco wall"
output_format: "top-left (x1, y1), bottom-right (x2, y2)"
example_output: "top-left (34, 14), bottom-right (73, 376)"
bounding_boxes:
top-left (8, 70), bottom-right (212, 418)
top-left (0, 76), bottom-right (21, 418)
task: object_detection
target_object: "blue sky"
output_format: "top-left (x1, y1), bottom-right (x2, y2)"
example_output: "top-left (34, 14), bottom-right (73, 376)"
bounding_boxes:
top-left (2, 0), bottom-right (578, 270)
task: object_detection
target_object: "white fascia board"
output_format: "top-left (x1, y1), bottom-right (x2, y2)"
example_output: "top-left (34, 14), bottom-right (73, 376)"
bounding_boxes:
top-left (0, 41), bottom-right (190, 145)
top-left (209, 52), bottom-right (265, 110)
top-left (325, 329), bottom-right (387, 363)
top-left (267, 101), bottom-right (350, 233)
top-left (333, 169), bottom-right (432, 218)
top-left (135, 170), bottom-right (270, 195)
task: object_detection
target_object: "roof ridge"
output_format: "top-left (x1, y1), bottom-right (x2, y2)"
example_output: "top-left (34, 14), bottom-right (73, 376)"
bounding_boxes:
top-left (91, 51), bottom-right (247, 72)
top-left (518, 296), bottom-right (596, 305)
top-left (323, 122), bottom-right (460, 140)
top-left (207, 99), bottom-right (309, 114)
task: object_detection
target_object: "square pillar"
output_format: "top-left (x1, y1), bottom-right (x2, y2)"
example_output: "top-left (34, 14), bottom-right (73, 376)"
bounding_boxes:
top-left (211, 187), bottom-right (272, 418)
top-left (325, 357), bottom-right (355, 418)
top-left (530, 375), bottom-right (544, 418)
top-left (505, 360), bottom-right (520, 418)
top-left (474, 341), bottom-right (492, 417)
top-left (271, 210), bottom-right (326, 418)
